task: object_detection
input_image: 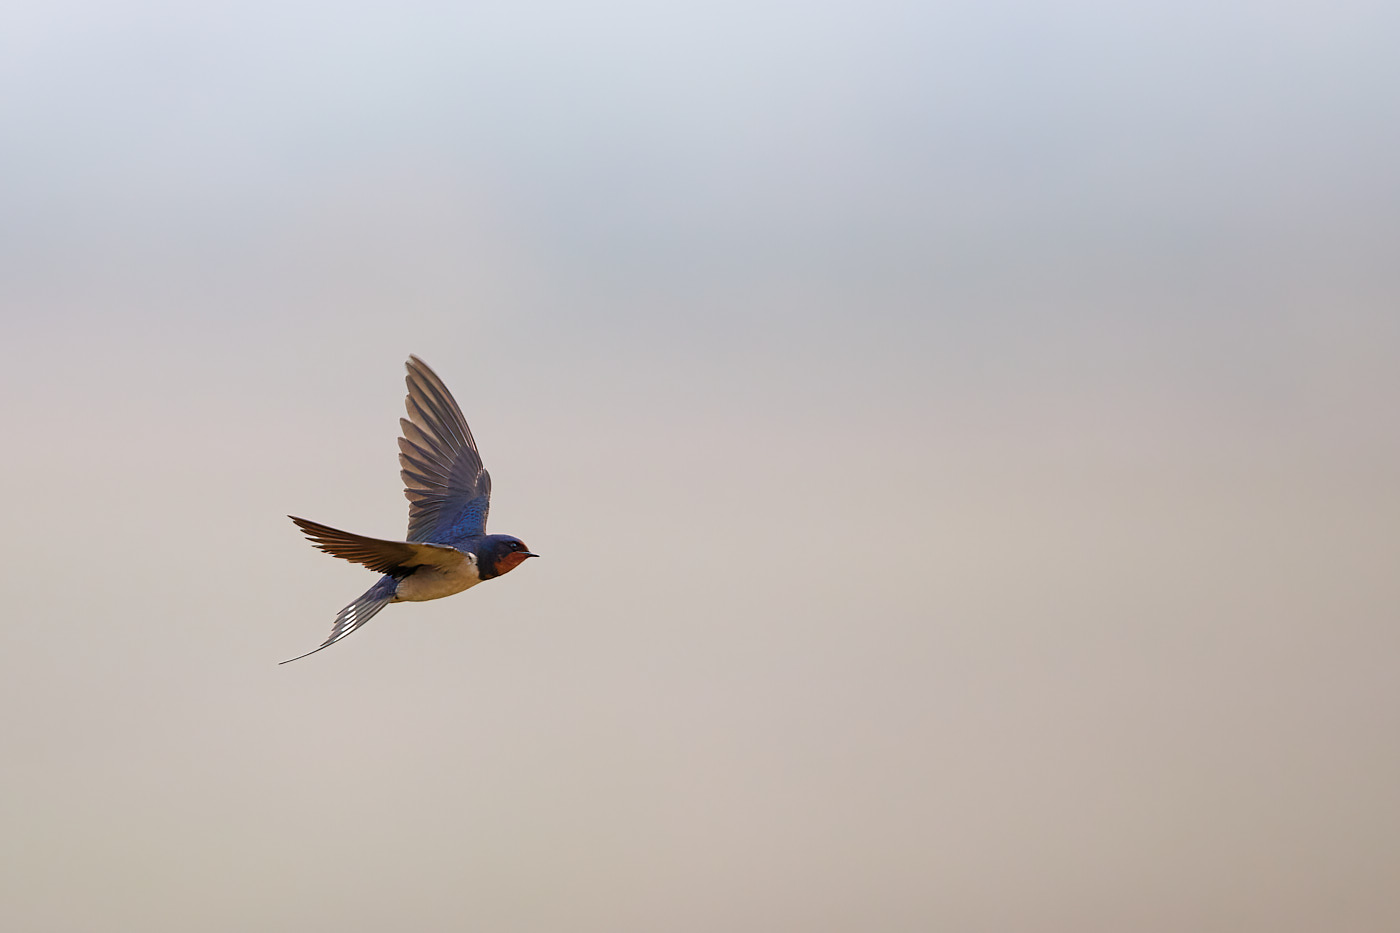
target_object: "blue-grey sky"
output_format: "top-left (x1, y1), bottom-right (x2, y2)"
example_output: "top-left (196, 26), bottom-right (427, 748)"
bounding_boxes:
top-left (2, 3), bottom-right (1398, 931)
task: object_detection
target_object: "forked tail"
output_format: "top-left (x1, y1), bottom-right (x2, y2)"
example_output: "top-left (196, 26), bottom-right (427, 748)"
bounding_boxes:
top-left (280, 574), bottom-right (399, 664)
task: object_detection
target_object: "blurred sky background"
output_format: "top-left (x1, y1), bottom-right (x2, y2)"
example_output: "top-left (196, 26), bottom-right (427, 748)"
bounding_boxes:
top-left (2, 1), bottom-right (1398, 930)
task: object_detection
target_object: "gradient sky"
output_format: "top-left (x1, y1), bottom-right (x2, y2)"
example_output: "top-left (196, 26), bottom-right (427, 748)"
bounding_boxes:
top-left (3, 2), bottom-right (1398, 931)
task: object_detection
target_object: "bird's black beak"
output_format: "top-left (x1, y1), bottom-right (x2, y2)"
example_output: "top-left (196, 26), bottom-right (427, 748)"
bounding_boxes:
top-left (522, 552), bottom-right (539, 558)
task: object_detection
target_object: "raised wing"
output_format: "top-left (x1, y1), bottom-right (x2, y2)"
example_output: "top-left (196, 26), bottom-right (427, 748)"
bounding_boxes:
top-left (398, 356), bottom-right (492, 543)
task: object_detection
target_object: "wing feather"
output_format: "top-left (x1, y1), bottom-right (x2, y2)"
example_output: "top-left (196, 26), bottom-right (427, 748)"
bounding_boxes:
top-left (289, 516), bottom-right (462, 573)
top-left (400, 356), bottom-right (492, 542)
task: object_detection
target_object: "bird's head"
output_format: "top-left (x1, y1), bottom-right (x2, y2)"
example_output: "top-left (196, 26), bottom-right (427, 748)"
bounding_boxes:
top-left (480, 535), bottom-right (538, 579)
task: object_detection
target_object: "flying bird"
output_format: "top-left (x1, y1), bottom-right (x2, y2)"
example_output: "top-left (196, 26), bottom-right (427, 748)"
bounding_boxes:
top-left (282, 356), bottom-right (536, 663)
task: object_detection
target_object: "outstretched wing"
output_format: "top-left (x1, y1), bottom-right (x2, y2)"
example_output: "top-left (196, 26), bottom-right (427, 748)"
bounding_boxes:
top-left (289, 516), bottom-right (465, 573)
top-left (398, 356), bottom-right (492, 543)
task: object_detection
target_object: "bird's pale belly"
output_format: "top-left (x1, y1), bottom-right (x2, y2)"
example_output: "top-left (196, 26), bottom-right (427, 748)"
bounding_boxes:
top-left (392, 552), bottom-right (482, 602)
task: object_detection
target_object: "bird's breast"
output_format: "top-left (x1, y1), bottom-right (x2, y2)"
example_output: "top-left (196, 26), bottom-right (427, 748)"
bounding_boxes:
top-left (392, 550), bottom-right (482, 602)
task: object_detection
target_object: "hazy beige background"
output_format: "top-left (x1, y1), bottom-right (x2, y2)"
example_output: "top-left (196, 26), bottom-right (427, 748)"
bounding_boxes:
top-left (3, 2), bottom-right (1398, 931)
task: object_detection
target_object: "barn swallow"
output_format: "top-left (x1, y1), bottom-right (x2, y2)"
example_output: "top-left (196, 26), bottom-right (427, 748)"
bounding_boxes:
top-left (282, 356), bottom-right (536, 663)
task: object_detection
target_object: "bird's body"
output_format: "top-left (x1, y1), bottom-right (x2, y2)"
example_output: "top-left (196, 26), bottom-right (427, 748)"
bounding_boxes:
top-left (282, 356), bottom-right (535, 663)
top-left (392, 554), bottom-right (481, 602)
